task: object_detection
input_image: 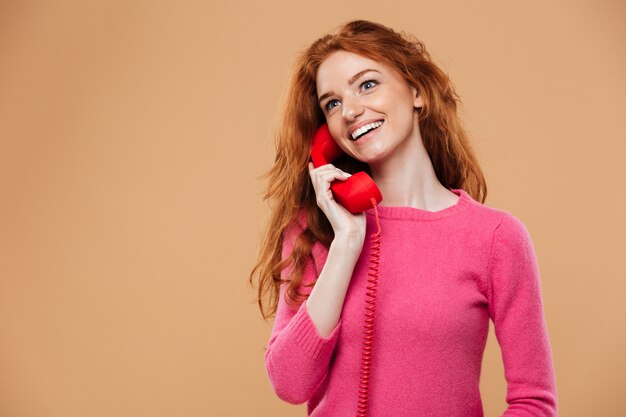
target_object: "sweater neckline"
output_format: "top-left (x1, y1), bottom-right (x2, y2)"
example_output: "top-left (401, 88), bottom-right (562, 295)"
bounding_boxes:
top-left (364, 188), bottom-right (472, 221)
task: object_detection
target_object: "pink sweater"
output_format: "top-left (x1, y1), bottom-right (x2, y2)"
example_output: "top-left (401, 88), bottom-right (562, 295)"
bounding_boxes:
top-left (264, 188), bottom-right (557, 416)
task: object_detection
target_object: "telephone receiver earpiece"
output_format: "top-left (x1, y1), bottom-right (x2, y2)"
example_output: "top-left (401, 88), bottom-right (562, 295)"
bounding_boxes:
top-left (310, 123), bottom-right (383, 213)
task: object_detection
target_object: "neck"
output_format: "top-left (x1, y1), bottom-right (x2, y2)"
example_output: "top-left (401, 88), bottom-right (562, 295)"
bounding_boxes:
top-left (369, 129), bottom-right (453, 211)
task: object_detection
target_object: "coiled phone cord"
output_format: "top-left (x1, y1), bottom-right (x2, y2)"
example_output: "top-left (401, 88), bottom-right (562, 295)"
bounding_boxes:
top-left (356, 197), bottom-right (382, 417)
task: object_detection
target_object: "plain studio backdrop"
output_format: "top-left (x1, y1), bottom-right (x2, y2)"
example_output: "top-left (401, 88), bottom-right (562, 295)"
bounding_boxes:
top-left (0, 1), bottom-right (624, 416)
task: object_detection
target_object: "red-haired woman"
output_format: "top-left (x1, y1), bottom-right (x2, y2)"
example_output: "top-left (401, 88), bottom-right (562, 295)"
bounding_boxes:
top-left (249, 19), bottom-right (557, 417)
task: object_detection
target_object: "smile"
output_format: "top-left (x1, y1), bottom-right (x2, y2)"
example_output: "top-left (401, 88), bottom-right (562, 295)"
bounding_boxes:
top-left (350, 120), bottom-right (384, 141)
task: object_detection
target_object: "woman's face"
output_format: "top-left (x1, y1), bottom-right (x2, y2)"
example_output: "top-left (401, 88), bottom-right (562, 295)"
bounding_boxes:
top-left (316, 50), bottom-right (423, 164)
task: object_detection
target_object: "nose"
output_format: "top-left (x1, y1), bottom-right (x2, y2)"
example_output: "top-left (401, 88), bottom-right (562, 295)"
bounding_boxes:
top-left (342, 95), bottom-right (364, 121)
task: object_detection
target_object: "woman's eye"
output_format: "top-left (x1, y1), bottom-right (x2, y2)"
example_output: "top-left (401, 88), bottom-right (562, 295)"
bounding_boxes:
top-left (360, 80), bottom-right (378, 91)
top-left (325, 99), bottom-right (340, 111)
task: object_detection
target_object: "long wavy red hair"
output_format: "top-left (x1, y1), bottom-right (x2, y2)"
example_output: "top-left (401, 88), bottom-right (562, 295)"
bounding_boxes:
top-left (249, 20), bottom-right (487, 320)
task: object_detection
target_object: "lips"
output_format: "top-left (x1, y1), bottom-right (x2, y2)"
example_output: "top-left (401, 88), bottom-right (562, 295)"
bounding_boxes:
top-left (348, 119), bottom-right (385, 141)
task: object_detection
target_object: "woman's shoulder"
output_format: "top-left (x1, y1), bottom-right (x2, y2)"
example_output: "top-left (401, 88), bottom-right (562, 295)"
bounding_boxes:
top-left (282, 208), bottom-right (315, 251)
top-left (281, 208), bottom-right (329, 268)
top-left (464, 192), bottom-right (526, 228)
top-left (284, 208), bottom-right (308, 236)
top-left (466, 197), bottom-right (534, 247)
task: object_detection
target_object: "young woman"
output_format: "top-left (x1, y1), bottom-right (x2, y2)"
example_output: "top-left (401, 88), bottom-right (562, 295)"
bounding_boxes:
top-left (249, 19), bottom-right (557, 417)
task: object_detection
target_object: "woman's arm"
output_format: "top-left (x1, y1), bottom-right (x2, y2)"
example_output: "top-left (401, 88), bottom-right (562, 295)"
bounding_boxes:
top-left (488, 213), bottom-right (558, 417)
top-left (305, 233), bottom-right (362, 338)
top-left (264, 217), bottom-right (361, 404)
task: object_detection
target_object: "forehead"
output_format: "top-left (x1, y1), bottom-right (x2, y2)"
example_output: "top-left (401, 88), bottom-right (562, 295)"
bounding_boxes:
top-left (316, 51), bottom-right (387, 90)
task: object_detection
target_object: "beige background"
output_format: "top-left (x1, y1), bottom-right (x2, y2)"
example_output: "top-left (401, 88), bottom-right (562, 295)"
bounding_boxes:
top-left (1, 1), bottom-right (624, 416)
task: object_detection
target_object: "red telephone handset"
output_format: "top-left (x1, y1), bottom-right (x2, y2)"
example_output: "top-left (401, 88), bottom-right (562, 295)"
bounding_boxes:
top-left (310, 123), bottom-right (383, 213)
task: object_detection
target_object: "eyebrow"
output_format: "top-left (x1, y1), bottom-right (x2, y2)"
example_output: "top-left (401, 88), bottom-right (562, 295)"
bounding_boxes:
top-left (318, 68), bottom-right (381, 104)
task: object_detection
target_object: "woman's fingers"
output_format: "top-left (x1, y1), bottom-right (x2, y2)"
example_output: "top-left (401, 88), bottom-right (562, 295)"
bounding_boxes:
top-left (308, 164), bottom-right (353, 212)
top-left (308, 162), bottom-right (351, 179)
top-left (306, 162), bottom-right (366, 241)
top-left (309, 164), bottom-right (351, 196)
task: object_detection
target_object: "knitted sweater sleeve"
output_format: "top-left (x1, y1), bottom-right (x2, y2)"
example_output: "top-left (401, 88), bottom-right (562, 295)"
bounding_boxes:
top-left (488, 213), bottom-right (558, 417)
top-left (264, 217), bottom-right (342, 404)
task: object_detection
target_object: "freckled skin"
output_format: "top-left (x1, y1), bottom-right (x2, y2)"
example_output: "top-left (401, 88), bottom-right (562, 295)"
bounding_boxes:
top-left (316, 50), bottom-right (424, 165)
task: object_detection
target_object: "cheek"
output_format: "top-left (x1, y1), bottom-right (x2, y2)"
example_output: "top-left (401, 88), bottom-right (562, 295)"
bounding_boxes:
top-left (371, 91), bottom-right (412, 118)
top-left (328, 123), bottom-right (360, 157)
top-left (327, 122), bottom-right (346, 144)
top-left (389, 93), bottom-right (416, 123)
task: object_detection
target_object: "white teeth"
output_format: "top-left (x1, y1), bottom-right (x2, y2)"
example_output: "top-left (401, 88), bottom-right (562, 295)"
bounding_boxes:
top-left (351, 120), bottom-right (383, 140)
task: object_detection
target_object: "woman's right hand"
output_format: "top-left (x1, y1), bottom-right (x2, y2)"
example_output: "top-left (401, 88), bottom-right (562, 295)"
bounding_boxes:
top-left (307, 162), bottom-right (367, 245)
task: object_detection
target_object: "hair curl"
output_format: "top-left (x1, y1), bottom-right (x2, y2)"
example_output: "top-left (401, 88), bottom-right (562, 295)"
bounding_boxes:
top-left (249, 19), bottom-right (487, 320)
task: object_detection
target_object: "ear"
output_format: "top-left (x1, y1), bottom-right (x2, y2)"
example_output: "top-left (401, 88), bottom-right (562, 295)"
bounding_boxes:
top-left (411, 86), bottom-right (424, 108)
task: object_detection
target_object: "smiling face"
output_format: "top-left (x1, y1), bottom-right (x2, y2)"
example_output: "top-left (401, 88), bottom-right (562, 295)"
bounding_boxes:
top-left (316, 50), bottom-right (424, 164)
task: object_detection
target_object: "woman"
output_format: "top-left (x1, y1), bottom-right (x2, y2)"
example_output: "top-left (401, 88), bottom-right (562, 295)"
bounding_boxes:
top-left (249, 19), bottom-right (557, 417)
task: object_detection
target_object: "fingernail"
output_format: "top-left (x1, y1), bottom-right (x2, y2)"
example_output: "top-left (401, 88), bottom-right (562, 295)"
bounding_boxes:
top-left (343, 172), bottom-right (352, 177)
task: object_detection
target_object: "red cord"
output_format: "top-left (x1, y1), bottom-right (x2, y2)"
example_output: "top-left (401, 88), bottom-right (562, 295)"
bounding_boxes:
top-left (357, 197), bottom-right (382, 417)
